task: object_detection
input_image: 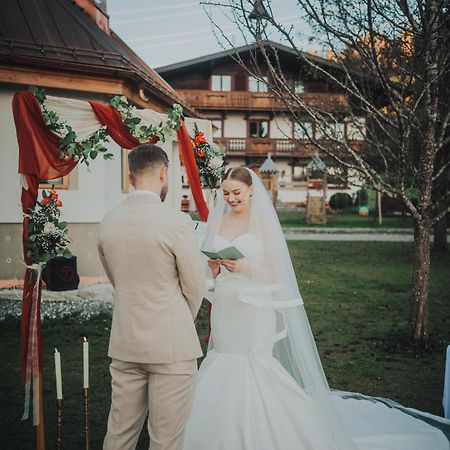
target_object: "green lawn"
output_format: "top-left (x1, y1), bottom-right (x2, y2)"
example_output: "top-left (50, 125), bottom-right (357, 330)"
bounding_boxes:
top-left (0, 242), bottom-right (449, 449)
top-left (191, 211), bottom-right (415, 229)
top-left (278, 211), bottom-right (414, 228)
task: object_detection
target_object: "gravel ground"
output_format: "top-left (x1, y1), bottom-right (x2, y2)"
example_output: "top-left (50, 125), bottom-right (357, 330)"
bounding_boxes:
top-left (0, 283), bottom-right (113, 321)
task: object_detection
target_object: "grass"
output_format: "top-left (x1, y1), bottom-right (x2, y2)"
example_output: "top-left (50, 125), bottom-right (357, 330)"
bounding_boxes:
top-left (0, 242), bottom-right (449, 449)
top-left (278, 210), bottom-right (415, 228)
top-left (191, 211), bottom-right (415, 229)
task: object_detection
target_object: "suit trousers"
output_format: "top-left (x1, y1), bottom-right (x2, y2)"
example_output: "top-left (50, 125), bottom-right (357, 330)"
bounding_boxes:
top-left (103, 358), bottom-right (197, 450)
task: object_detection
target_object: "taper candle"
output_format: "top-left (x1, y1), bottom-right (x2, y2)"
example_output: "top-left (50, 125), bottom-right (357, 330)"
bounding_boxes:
top-left (54, 348), bottom-right (63, 399)
top-left (83, 336), bottom-right (89, 388)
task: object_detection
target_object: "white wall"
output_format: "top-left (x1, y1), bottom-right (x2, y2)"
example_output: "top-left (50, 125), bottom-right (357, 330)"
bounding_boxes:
top-left (271, 114), bottom-right (292, 139)
top-left (0, 89), bottom-right (23, 223)
top-left (224, 112), bottom-right (246, 138)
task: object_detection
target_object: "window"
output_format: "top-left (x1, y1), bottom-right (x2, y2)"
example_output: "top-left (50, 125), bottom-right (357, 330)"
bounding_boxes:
top-left (39, 176), bottom-right (70, 190)
top-left (293, 166), bottom-right (307, 182)
top-left (211, 75), bottom-right (231, 91)
top-left (289, 79), bottom-right (304, 94)
top-left (249, 120), bottom-right (269, 138)
top-left (329, 122), bottom-right (345, 141)
top-left (347, 117), bottom-right (366, 140)
top-left (248, 76), bottom-right (268, 92)
top-left (211, 119), bottom-right (223, 138)
top-left (316, 122), bottom-right (345, 141)
top-left (294, 122), bottom-right (314, 140)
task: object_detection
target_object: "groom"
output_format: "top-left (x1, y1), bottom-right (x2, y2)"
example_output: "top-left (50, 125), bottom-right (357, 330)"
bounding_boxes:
top-left (98, 144), bottom-right (205, 450)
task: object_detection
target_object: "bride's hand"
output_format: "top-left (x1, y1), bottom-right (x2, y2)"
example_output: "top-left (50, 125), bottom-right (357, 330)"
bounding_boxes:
top-left (220, 259), bottom-right (242, 272)
top-left (208, 259), bottom-right (221, 278)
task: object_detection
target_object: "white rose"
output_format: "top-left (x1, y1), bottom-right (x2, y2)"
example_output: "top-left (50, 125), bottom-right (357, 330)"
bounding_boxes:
top-left (43, 222), bottom-right (57, 235)
top-left (209, 155), bottom-right (223, 169)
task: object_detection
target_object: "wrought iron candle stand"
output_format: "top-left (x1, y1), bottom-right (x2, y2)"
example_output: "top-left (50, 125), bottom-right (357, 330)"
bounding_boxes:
top-left (83, 388), bottom-right (90, 450)
top-left (55, 399), bottom-right (63, 450)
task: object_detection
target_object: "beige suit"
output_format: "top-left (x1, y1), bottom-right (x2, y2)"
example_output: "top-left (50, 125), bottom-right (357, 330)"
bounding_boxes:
top-left (98, 192), bottom-right (205, 450)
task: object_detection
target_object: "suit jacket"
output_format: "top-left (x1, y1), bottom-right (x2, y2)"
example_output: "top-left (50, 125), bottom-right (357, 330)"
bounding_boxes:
top-left (97, 193), bottom-right (205, 364)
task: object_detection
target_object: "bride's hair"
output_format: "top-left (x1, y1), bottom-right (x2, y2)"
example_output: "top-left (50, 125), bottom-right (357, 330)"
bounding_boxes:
top-left (224, 167), bottom-right (253, 186)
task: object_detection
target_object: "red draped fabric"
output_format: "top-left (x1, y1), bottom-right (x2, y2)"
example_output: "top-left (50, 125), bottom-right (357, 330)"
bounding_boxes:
top-left (89, 101), bottom-right (140, 148)
top-left (12, 91), bottom-right (209, 387)
top-left (13, 92), bottom-right (78, 383)
top-left (177, 122), bottom-right (209, 221)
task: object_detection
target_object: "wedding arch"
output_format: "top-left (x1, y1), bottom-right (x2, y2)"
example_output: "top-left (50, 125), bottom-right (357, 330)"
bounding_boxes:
top-left (11, 88), bottom-right (211, 441)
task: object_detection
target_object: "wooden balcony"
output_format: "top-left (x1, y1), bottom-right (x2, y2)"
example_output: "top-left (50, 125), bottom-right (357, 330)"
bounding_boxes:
top-left (177, 89), bottom-right (349, 111)
top-left (214, 137), bottom-right (365, 157)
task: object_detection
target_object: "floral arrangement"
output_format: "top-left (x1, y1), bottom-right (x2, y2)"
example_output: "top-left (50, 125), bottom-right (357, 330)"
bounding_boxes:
top-left (192, 123), bottom-right (225, 189)
top-left (29, 87), bottom-right (112, 167)
top-left (26, 190), bottom-right (72, 264)
top-left (29, 87), bottom-right (185, 167)
top-left (109, 95), bottom-right (184, 143)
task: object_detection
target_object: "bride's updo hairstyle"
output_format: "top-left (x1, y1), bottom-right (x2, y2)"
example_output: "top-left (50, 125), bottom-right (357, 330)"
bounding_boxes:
top-left (224, 167), bottom-right (253, 187)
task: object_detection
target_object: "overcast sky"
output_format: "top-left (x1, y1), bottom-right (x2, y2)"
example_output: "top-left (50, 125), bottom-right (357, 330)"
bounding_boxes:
top-left (106, 0), bottom-right (315, 69)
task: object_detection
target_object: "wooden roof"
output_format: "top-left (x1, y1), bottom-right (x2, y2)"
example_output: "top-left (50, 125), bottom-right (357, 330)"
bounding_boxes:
top-left (156, 40), bottom-right (342, 77)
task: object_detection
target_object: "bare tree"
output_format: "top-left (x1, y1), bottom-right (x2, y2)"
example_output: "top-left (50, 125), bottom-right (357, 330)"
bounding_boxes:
top-left (202, 0), bottom-right (450, 342)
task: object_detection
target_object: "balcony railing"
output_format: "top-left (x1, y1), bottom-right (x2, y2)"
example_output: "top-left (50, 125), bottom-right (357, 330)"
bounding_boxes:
top-left (177, 89), bottom-right (349, 111)
top-left (214, 137), bottom-right (365, 157)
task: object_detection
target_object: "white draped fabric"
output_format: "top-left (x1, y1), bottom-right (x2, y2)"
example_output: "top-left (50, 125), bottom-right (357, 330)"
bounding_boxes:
top-left (30, 95), bottom-right (212, 209)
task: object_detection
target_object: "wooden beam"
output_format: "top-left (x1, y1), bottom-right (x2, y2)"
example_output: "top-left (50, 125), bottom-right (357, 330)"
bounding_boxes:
top-left (0, 65), bottom-right (181, 113)
top-left (0, 65), bottom-right (123, 95)
top-left (121, 85), bottom-right (165, 112)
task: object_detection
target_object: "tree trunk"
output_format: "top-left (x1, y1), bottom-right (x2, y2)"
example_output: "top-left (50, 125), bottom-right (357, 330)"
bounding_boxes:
top-left (409, 219), bottom-right (432, 342)
top-left (433, 215), bottom-right (448, 252)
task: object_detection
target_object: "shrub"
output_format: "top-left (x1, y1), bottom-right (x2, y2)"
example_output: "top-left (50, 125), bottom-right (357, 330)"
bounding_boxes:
top-left (330, 192), bottom-right (353, 210)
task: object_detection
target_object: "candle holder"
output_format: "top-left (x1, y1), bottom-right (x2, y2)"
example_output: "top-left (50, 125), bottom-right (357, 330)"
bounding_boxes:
top-left (56, 399), bottom-right (63, 450)
top-left (83, 388), bottom-right (90, 450)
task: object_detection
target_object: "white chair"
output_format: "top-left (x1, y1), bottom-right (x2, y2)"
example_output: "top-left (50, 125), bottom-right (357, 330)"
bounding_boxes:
top-left (444, 345), bottom-right (450, 419)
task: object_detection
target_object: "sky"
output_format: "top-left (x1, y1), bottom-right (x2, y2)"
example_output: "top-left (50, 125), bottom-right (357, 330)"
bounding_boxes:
top-left (106, 0), bottom-right (315, 69)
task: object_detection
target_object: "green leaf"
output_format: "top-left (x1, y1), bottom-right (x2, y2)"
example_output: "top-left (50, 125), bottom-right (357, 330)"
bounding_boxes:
top-left (90, 150), bottom-right (98, 159)
top-left (63, 248), bottom-right (72, 258)
top-left (58, 221), bottom-right (67, 229)
top-left (29, 86), bottom-right (46, 103)
top-left (29, 234), bottom-right (37, 242)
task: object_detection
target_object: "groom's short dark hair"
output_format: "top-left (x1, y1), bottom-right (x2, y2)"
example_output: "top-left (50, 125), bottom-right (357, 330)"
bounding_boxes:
top-left (128, 144), bottom-right (169, 177)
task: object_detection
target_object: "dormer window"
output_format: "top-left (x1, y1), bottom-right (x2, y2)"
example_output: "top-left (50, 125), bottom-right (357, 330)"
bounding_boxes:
top-left (211, 75), bottom-right (231, 91)
top-left (248, 76), bottom-right (268, 92)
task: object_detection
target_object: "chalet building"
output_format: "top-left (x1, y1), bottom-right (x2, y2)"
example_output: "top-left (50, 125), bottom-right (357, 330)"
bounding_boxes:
top-left (157, 41), bottom-right (366, 205)
top-left (0, 0), bottom-right (207, 280)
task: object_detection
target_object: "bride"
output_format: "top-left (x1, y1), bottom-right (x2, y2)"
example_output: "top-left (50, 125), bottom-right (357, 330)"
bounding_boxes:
top-left (183, 167), bottom-right (450, 450)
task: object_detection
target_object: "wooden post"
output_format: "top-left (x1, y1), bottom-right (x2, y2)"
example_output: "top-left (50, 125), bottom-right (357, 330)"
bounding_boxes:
top-left (377, 188), bottom-right (382, 225)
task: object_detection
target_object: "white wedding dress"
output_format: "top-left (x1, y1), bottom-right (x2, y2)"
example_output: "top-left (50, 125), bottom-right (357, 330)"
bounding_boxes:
top-left (183, 232), bottom-right (450, 450)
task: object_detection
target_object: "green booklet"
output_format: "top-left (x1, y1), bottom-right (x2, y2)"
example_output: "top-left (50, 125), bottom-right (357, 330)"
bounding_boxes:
top-left (201, 246), bottom-right (245, 260)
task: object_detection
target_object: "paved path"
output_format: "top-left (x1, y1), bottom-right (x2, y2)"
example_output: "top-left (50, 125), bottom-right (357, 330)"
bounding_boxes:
top-left (283, 228), bottom-right (449, 242)
top-left (284, 231), bottom-right (416, 241)
top-left (284, 229), bottom-right (450, 242)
